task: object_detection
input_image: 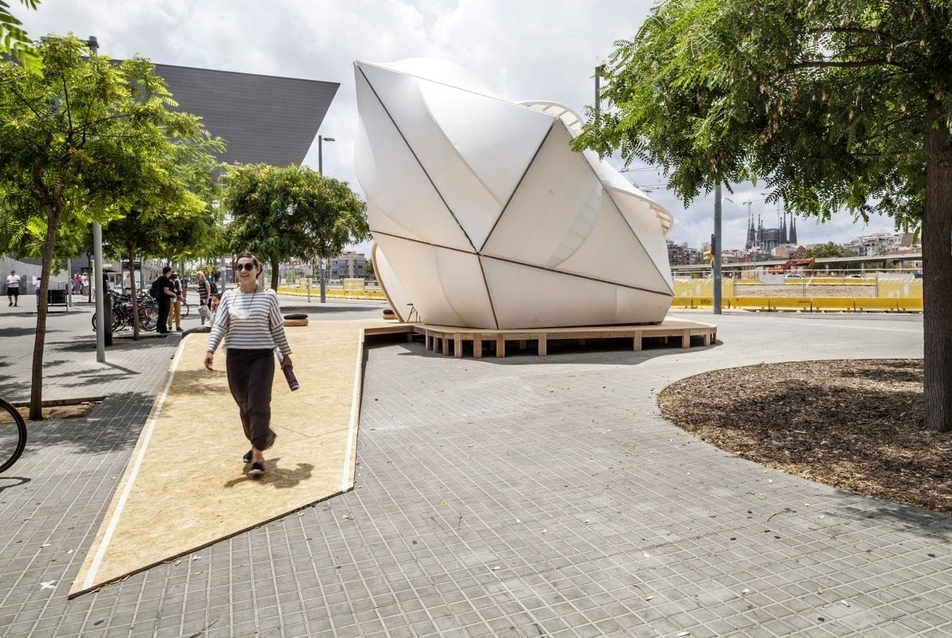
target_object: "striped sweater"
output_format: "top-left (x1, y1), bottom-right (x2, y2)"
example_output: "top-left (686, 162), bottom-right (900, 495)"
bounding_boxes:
top-left (206, 288), bottom-right (292, 357)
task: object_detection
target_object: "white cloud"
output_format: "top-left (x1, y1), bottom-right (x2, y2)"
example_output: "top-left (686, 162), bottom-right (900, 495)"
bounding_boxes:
top-left (19, 0), bottom-right (900, 252)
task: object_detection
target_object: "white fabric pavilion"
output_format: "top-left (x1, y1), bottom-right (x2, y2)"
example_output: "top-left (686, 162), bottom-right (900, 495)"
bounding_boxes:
top-left (355, 58), bottom-right (675, 329)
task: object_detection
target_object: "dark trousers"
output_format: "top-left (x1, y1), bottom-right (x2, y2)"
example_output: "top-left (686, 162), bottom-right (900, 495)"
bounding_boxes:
top-left (226, 348), bottom-right (276, 451)
top-left (156, 296), bottom-right (171, 333)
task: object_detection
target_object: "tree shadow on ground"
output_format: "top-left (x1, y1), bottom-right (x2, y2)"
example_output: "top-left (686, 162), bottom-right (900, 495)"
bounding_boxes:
top-left (23, 390), bottom-right (152, 456)
top-left (0, 326), bottom-right (68, 339)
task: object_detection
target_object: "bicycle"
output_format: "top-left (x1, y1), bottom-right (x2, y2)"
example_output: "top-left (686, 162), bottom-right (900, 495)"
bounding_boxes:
top-left (0, 397), bottom-right (27, 474)
top-left (92, 292), bottom-right (159, 332)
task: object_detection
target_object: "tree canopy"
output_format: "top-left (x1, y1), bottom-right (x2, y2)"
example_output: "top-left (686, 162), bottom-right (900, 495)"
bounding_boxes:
top-left (0, 0), bottom-right (40, 71)
top-left (0, 34), bottom-right (222, 416)
top-left (221, 164), bottom-right (369, 290)
top-left (804, 242), bottom-right (859, 260)
top-left (576, 0), bottom-right (952, 431)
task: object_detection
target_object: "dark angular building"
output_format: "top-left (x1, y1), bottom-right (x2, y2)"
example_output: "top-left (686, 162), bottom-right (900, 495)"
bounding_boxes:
top-left (154, 63), bottom-right (339, 167)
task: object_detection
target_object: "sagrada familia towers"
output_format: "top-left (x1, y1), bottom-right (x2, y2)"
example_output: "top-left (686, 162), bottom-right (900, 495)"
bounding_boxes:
top-left (745, 209), bottom-right (798, 253)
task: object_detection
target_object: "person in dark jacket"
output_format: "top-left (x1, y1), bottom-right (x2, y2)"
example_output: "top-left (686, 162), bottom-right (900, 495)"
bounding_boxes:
top-left (155, 266), bottom-right (176, 334)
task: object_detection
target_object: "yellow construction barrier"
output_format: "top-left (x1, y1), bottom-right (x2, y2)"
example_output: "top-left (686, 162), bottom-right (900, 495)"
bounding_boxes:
top-left (674, 279), bottom-right (735, 299)
top-left (276, 286), bottom-right (387, 300)
top-left (853, 298), bottom-right (900, 312)
top-left (670, 297), bottom-right (698, 309)
top-left (812, 298), bottom-right (856, 312)
top-left (727, 297), bottom-right (771, 311)
top-left (712, 296), bottom-right (922, 313)
top-left (673, 275), bottom-right (923, 313)
top-left (769, 298), bottom-right (813, 312)
top-left (897, 297), bottom-right (924, 312)
top-left (879, 279), bottom-right (923, 298)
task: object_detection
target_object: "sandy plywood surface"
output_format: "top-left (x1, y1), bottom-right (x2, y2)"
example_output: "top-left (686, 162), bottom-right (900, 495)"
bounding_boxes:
top-left (69, 319), bottom-right (388, 598)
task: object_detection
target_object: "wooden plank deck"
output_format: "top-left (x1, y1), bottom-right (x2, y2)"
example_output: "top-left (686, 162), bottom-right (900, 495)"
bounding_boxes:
top-left (365, 318), bottom-right (718, 359)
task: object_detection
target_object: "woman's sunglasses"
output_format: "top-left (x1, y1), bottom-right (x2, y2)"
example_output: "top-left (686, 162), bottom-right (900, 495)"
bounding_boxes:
top-left (236, 263), bottom-right (257, 272)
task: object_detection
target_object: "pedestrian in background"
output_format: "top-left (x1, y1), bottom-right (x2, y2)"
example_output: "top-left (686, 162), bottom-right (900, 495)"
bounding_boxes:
top-left (204, 252), bottom-right (294, 476)
top-left (195, 271), bottom-right (213, 327)
top-left (166, 272), bottom-right (183, 332)
top-left (155, 267), bottom-right (175, 334)
top-left (6, 269), bottom-right (20, 307)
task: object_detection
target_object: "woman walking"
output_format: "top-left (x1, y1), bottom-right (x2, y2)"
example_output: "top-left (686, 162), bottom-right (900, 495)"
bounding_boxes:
top-left (195, 271), bottom-right (213, 327)
top-left (204, 252), bottom-right (294, 476)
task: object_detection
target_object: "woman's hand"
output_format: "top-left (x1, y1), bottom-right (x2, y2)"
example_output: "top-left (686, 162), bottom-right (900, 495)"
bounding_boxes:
top-left (280, 354), bottom-right (293, 370)
top-left (204, 352), bottom-right (214, 371)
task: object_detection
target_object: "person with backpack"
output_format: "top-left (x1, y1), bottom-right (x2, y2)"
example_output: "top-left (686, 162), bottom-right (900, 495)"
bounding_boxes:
top-left (166, 272), bottom-right (183, 332)
top-left (153, 266), bottom-right (176, 334)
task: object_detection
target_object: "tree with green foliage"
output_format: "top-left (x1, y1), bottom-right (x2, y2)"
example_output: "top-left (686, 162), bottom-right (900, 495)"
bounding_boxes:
top-left (222, 164), bottom-right (369, 294)
top-left (0, 0), bottom-right (40, 71)
top-left (805, 242), bottom-right (858, 260)
top-left (103, 134), bottom-right (223, 337)
top-left (576, 0), bottom-right (952, 432)
top-left (0, 35), bottom-right (221, 418)
top-left (159, 205), bottom-right (226, 266)
top-left (805, 241), bottom-right (866, 271)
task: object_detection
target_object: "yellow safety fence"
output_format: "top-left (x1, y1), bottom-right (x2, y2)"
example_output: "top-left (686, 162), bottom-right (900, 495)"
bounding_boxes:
top-left (669, 297), bottom-right (923, 312)
top-left (276, 286), bottom-right (387, 301)
top-left (672, 279), bottom-right (923, 312)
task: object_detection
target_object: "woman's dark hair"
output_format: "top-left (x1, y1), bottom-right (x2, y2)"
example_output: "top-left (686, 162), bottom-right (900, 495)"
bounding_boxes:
top-left (234, 252), bottom-right (261, 274)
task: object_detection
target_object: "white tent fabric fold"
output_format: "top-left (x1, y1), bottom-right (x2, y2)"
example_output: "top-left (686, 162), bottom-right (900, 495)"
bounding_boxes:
top-left (355, 58), bottom-right (676, 330)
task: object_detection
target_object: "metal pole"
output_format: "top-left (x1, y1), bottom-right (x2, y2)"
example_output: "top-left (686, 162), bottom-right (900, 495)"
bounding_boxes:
top-left (713, 183), bottom-right (723, 315)
top-left (319, 258), bottom-right (327, 303)
top-left (317, 134), bottom-right (334, 304)
top-left (93, 223), bottom-right (106, 361)
top-left (317, 135), bottom-right (335, 176)
top-left (86, 36), bottom-right (108, 359)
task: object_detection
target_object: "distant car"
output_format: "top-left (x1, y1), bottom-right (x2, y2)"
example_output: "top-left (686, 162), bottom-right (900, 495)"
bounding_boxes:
top-left (914, 271), bottom-right (923, 279)
top-left (784, 273), bottom-right (806, 279)
top-left (846, 274), bottom-right (865, 279)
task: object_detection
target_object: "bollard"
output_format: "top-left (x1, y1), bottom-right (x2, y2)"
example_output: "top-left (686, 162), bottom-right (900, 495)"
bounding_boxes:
top-left (103, 293), bottom-right (113, 347)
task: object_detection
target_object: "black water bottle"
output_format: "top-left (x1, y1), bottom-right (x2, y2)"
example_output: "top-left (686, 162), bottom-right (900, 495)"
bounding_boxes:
top-left (276, 349), bottom-right (299, 391)
top-left (283, 365), bottom-right (300, 391)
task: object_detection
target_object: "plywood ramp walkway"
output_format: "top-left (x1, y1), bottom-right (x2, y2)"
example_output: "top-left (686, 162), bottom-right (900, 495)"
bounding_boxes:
top-left (69, 319), bottom-right (393, 598)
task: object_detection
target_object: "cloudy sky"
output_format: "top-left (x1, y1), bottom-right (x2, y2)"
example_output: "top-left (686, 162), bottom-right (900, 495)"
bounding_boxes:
top-left (20, 0), bottom-right (897, 251)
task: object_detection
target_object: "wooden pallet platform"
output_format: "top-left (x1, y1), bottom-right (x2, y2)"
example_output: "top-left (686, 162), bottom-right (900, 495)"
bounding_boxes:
top-left (366, 318), bottom-right (718, 358)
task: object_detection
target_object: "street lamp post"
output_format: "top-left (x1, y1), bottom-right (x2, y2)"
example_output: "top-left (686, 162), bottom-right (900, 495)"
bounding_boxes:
top-left (81, 35), bottom-right (112, 358)
top-left (317, 134), bottom-right (335, 303)
top-left (713, 184), bottom-right (723, 315)
top-left (317, 134), bottom-right (335, 175)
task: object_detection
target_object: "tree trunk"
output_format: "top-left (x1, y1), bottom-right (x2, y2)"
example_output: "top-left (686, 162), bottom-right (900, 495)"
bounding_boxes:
top-left (270, 257), bottom-right (280, 291)
top-left (29, 209), bottom-right (61, 420)
top-left (921, 97), bottom-right (952, 433)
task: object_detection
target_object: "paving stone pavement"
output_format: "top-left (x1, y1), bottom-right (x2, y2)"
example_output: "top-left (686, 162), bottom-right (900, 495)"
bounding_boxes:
top-left (2, 298), bottom-right (950, 638)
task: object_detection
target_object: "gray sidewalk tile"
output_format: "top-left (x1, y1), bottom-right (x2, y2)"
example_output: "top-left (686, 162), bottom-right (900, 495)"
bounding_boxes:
top-left (2, 306), bottom-right (950, 636)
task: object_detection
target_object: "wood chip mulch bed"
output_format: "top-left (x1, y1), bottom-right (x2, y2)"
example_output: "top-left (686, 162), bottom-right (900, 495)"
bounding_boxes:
top-left (658, 359), bottom-right (952, 515)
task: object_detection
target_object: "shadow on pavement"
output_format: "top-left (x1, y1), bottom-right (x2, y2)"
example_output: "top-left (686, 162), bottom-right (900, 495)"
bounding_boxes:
top-left (24, 391), bottom-right (152, 456)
